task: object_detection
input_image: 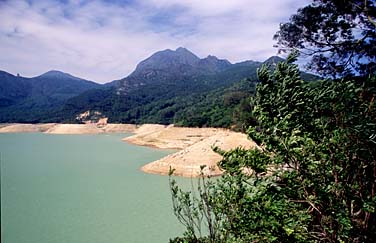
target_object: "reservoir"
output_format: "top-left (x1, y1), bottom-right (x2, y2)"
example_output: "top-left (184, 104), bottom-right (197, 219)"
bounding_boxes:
top-left (0, 133), bottom-right (184, 243)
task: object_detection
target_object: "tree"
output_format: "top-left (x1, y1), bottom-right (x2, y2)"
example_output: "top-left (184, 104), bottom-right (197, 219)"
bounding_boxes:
top-left (169, 55), bottom-right (376, 242)
top-left (274, 0), bottom-right (376, 77)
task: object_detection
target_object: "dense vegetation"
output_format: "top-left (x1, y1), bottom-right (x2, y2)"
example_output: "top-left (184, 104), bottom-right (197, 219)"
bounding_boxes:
top-left (274, 0), bottom-right (375, 77)
top-left (169, 0), bottom-right (376, 242)
top-left (57, 57), bottom-right (315, 129)
top-left (0, 51), bottom-right (266, 125)
top-left (58, 59), bottom-right (263, 129)
top-left (0, 50), bottom-right (315, 129)
top-left (0, 70), bottom-right (101, 122)
top-left (107, 77), bottom-right (257, 130)
top-left (169, 55), bottom-right (376, 243)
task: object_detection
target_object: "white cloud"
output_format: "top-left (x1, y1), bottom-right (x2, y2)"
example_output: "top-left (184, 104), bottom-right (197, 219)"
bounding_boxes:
top-left (0, 0), bottom-right (310, 83)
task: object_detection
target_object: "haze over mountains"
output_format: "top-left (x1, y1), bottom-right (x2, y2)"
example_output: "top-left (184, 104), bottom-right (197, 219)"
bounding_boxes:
top-left (0, 47), bottom-right (311, 125)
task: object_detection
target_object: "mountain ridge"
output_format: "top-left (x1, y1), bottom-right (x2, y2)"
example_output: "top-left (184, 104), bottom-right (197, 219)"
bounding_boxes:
top-left (0, 48), bottom-right (284, 85)
top-left (0, 47), bottom-right (303, 124)
top-left (117, 47), bottom-right (235, 93)
top-left (57, 49), bottom-right (290, 125)
top-left (0, 70), bottom-right (101, 122)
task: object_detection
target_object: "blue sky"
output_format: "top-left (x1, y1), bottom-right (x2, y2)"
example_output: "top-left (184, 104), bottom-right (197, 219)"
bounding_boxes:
top-left (0, 0), bottom-right (309, 83)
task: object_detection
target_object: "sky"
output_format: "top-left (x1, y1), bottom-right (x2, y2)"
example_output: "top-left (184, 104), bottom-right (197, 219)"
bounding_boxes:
top-left (0, 0), bottom-right (310, 83)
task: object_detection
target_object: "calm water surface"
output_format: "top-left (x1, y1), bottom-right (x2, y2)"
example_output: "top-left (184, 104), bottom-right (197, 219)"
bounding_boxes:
top-left (0, 133), bottom-right (186, 243)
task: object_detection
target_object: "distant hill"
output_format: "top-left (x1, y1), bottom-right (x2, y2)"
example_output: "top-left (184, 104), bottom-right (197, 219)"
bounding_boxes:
top-left (27, 70), bottom-right (100, 103)
top-left (0, 70), bottom-right (100, 122)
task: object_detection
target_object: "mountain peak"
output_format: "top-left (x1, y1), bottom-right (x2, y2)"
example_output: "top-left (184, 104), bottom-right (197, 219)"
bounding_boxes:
top-left (175, 47), bottom-right (189, 52)
top-left (174, 47), bottom-right (199, 60)
top-left (38, 70), bottom-right (91, 82)
top-left (263, 56), bottom-right (285, 65)
top-left (206, 55), bottom-right (218, 60)
top-left (130, 47), bottom-right (200, 77)
top-left (40, 70), bottom-right (72, 78)
top-left (199, 55), bottom-right (231, 72)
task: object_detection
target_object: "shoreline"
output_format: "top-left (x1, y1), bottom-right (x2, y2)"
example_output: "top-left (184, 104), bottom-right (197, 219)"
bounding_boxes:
top-left (0, 123), bottom-right (137, 134)
top-left (123, 124), bottom-right (258, 177)
top-left (1, 123), bottom-right (257, 178)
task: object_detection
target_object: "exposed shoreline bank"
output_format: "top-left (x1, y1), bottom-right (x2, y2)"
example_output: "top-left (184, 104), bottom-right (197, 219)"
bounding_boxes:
top-left (0, 123), bottom-right (137, 134)
top-left (123, 124), bottom-right (257, 177)
top-left (1, 123), bottom-right (257, 177)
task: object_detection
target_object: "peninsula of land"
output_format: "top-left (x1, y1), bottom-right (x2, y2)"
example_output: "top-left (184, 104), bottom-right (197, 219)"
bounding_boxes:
top-left (123, 124), bottom-right (257, 177)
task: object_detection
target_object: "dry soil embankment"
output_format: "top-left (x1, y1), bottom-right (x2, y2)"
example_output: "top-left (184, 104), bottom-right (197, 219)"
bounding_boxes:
top-left (124, 124), bottom-right (257, 177)
top-left (0, 123), bottom-right (137, 134)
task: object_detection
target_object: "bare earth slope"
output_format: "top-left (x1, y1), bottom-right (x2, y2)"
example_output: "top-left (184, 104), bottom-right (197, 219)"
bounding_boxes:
top-left (0, 123), bottom-right (57, 133)
top-left (124, 124), bottom-right (257, 177)
top-left (123, 124), bottom-right (223, 149)
top-left (44, 124), bottom-right (104, 134)
top-left (0, 123), bottom-right (137, 134)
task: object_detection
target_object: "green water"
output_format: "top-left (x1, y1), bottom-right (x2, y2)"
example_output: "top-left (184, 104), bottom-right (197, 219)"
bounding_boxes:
top-left (0, 133), bottom-right (185, 243)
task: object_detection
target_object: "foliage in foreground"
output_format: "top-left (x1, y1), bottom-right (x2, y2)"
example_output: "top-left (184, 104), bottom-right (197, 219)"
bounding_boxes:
top-left (169, 56), bottom-right (376, 242)
top-left (274, 0), bottom-right (375, 77)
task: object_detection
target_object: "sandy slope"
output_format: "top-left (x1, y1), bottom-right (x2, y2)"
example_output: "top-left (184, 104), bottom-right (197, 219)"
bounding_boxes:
top-left (123, 124), bottom-right (223, 149)
top-left (44, 124), bottom-right (103, 134)
top-left (0, 123), bottom-right (57, 133)
top-left (125, 124), bottom-right (258, 177)
top-left (0, 123), bottom-right (137, 134)
top-left (101, 124), bottom-right (137, 133)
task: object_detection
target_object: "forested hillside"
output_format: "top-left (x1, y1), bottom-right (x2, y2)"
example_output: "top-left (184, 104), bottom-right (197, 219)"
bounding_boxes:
top-left (0, 70), bottom-right (101, 122)
top-left (58, 48), bottom-right (264, 127)
top-left (1, 48), bottom-right (316, 128)
top-left (1, 48), bottom-right (265, 124)
top-left (61, 50), bottom-right (317, 129)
